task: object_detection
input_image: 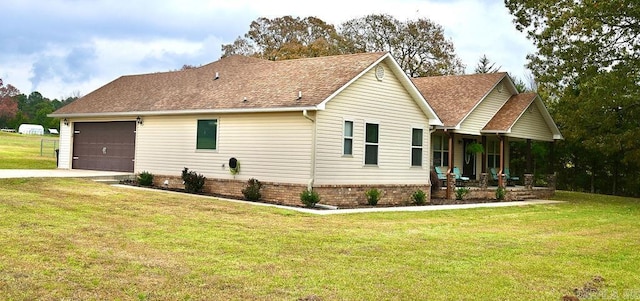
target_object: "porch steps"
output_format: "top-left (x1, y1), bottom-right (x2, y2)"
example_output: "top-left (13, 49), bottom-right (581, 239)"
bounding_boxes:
top-left (508, 189), bottom-right (538, 201)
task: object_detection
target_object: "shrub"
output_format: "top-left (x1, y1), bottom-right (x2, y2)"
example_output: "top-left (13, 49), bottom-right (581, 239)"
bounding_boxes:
top-left (242, 178), bottom-right (262, 201)
top-left (412, 189), bottom-right (427, 205)
top-left (365, 188), bottom-right (381, 206)
top-left (496, 186), bottom-right (506, 201)
top-left (455, 187), bottom-right (470, 200)
top-left (300, 189), bottom-right (320, 208)
top-left (137, 171), bottom-right (154, 186)
top-left (182, 167), bottom-right (206, 193)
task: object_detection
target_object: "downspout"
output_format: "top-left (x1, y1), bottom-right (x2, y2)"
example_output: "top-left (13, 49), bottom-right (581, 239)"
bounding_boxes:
top-left (303, 110), bottom-right (316, 191)
top-left (498, 134), bottom-right (505, 188)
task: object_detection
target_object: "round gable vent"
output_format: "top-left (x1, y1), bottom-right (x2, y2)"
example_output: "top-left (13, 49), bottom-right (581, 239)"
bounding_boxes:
top-left (375, 65), bottom-right (385, 81)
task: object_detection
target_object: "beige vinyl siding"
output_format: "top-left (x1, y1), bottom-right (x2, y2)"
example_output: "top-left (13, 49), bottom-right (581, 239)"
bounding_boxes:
top-left (458, 79), bottom-right (512, 135)
top-left (509, 103), bottom-right (554, 141)
top-left (57, 120), bottom-right (72, 169)
top-left (135, 112), bottom-right (313, 184)
top-left (314, 62), bottom-right (431, 185)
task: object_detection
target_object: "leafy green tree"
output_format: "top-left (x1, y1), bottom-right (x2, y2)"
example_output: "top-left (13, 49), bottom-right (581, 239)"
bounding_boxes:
top-left (506, 0), bottom-right (640, 195)
top-left (222, 14), bottom-right (465, 77)
top-left (221, 16), bottom-right (352, 60)
top-left (340, 14), bottom-right (465, 76)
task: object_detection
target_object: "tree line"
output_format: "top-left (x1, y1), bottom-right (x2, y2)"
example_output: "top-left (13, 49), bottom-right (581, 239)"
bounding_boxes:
top-left (0, 79), bottom-right (77, 131)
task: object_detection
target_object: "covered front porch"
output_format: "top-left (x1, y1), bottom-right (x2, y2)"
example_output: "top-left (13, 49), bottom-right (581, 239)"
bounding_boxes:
top-left (431, 131), bottom-right (559, 201)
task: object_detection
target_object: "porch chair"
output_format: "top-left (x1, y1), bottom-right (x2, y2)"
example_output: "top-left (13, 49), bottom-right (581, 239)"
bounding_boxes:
top-left (434, 166), bottom-right (447, 187)
top-left (490, 168), bottom-right (498, 183)
top-left (453, 166), bottom-right (470, 186)
top-left (504, 168), bottom-right (520, 186)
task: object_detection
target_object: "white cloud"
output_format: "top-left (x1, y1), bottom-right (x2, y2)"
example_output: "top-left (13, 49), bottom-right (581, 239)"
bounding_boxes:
top-left (0, 0), bottom-right (535, 98)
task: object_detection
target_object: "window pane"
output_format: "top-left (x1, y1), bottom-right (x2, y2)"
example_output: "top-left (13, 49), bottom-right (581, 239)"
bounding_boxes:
top-left (344, 138), bottom-right (353, 155)
top-left (433, 152), bottom-right (442, 166)
top-left (197, 119), bottom-right (217, 150)
top-left (443, 137), bottom-right (449, 150)
top-left (412, 148), bottom-right (422, 166)
top-left (365, 123), bottom-right (378, 143)
top-left (442, 151), bottom-right (449, 166)
top-left (365, 145), bottom-right (378, 165)
top-left (433, 135), bottom-right (441, 150)
top-left (412, 128), bottom-right (423, 146)
top-left (344, 121), bottom-right (353, 137)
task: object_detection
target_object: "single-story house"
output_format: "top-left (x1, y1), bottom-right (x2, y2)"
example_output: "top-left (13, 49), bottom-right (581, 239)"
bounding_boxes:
top-left (50, 52), bottom-right (443, 207)
top-left (411, 72), bottom-right (563, 193)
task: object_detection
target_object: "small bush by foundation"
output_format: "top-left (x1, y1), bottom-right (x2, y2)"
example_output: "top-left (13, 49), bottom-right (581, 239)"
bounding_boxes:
top-left (496, 186), bottom-right (506, 200)
top-left (300, 189), bottom-right (320, 208)
top-left (182, 168), bottom-right (206, 193)
top-left (412, 189), bottom-right (427, 205)
top-left (241, 178), bottom-right (262, 201)
top-left (137, 171), bottom-right (154, 186)
top-left (455, 187), bottom-right (470, 200)
top-left (365, 188), bottom-right (381, 206)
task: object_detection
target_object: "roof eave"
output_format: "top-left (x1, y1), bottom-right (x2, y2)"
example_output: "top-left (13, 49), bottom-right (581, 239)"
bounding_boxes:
top-left (48, 106), bottom-right (320, 118)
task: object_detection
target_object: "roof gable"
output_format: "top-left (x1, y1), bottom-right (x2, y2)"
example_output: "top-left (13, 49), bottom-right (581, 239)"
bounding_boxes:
top-left (411, 72), bottom-right (507, 127)
top-left (482, 93), bottom-right (563, 140)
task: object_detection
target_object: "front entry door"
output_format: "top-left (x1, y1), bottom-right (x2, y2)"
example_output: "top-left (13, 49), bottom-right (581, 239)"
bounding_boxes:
top-left (462, 139), bottom-right (476, 178)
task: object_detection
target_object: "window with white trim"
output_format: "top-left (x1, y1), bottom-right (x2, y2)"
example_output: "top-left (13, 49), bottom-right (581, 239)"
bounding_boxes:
top-left (487, 140), bottom-right (500, 168)
top-left (196, 119), bottom-right (218, 150)
top-left (411, 128), bottom-right (423, 166)
top-left (343, 120), bottom-right (353, 155)
top-left (364, 123), bottom-right (379, 165)
top-left (432, 134), bottom-right (449, 167)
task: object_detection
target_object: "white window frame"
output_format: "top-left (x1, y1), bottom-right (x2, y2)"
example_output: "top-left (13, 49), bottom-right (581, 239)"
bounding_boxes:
top-left (411, 127), bottom-right (423, 167)
top-left (364, 122), bottom-right (379, 166)
top-left (487, 140), bottom-right (500, 169)
top-left (343, 120), bottom-right (354, 156)
top-left (432, 134), bottom-right (449, 167)
top-left (196, 118), bottom-right (219, 152)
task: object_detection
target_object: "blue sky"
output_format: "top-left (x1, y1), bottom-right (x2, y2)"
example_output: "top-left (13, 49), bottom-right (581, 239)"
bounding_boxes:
top-left (0, 0), bottom-right (535, 99)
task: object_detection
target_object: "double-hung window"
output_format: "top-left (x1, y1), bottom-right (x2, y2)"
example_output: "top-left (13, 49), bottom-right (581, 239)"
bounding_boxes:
top-left (487, 140), bottom-right (500, 169)
top-left (196, 119), bottom-right (218, 150)
top-left (411, 128), bottom-right (423, 166)
top-left (364, 123), bottom-right (379, 165)
top-left (343, 120), bottom-right (353, 156)
top-left (432, 135), bottom-right (449, 167)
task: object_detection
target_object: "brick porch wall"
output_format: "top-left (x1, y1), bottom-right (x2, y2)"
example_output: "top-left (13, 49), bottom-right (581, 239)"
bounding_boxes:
top-left (152, 175), bottom-right (430, 207)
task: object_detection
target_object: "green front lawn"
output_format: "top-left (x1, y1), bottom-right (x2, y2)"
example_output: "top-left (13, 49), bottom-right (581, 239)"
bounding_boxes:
top-left (1, 178), bottom-right (639, 300)
top-left (0, 132), bottom-right (58, 169)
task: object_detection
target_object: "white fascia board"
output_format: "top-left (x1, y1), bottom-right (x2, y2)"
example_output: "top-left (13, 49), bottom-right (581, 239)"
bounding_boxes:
top-left (48, 106), bottom-right (320, 118)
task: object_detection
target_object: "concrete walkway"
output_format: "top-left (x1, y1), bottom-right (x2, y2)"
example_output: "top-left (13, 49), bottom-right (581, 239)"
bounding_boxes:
top-left (0, 169), bottom-right (133, 179)
top-left (112, 184), bottom-right (564, 215)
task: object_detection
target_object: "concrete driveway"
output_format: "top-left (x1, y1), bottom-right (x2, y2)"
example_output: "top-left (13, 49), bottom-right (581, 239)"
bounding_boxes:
top-left (0, 169), bottom-right (133, 179)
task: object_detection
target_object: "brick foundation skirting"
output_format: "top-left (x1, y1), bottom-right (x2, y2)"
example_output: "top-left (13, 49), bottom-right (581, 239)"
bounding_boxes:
top-left (152, 175), bottom-right (431, 208)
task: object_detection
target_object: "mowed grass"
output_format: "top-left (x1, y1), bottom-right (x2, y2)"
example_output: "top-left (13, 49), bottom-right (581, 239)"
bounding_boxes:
top-left (0, 132), bottom-right (57, 169)
top-left (1, 179), bottom-right (639, 300)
